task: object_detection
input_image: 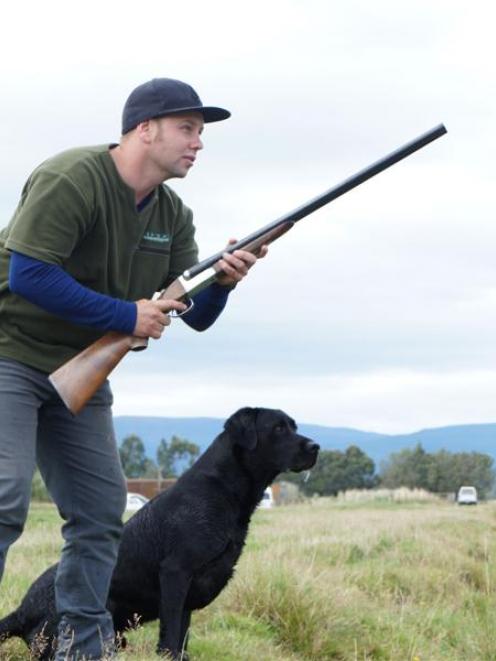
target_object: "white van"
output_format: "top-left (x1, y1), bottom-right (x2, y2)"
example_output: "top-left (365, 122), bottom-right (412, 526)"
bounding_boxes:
top-left (258, 487), bottom-right (275, 509)
top-left (126, 492), bottom-right (149, 511)
top-left (457, 486), bottom-right (478, 505)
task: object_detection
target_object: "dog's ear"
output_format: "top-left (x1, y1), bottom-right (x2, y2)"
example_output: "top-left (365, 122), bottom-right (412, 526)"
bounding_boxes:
top-left (224, 407), bottom-right (258, 450)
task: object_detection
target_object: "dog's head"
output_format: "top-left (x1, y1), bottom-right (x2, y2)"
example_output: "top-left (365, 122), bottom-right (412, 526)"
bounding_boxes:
top-left (224, 407), bottom-right (319, 474)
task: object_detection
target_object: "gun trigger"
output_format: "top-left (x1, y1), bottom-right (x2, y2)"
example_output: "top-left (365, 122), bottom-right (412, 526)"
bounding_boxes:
top-left (170, 297), bottom-right (195, 318)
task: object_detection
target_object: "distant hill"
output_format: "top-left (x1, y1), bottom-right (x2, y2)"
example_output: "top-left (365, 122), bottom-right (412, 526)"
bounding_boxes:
top-left (113, 416), bottom-right (496, 468)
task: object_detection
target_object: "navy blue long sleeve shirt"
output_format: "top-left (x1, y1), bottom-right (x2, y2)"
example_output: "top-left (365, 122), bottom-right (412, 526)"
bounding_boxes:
top-left (8, 251), bottom-right (230, 334)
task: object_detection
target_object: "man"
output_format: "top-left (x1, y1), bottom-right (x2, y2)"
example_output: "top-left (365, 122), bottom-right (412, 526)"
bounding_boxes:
top-left (0, 78), bottom-right (264, 660)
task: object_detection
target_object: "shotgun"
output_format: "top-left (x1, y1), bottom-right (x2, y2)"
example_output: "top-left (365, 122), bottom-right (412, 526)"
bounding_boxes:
top-left (49, 124), bottom-right (447, 414)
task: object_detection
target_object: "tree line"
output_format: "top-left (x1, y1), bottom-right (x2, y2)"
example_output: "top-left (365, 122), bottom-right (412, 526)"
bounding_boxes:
top-left (119, 434), bottom-right (200, 479)
top-left (379, 443), bottom-right (494, 498)
top-left (119, 434), bottom-right (495, 499)
top-left (284, 443), bottom-right (494, 498)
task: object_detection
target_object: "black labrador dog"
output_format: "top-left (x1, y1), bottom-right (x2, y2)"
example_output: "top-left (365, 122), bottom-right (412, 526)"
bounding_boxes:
top-left (0, 407), bottom-right (319, 659)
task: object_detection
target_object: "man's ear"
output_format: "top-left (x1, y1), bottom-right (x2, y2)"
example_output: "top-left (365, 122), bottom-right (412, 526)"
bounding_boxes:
top-left (224, 407), bottom-right (258, 450)
top-left (136, 119), bottom-right (155, 144)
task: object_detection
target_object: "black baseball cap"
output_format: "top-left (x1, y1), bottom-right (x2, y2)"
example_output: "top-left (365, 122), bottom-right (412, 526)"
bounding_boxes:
top-left (122, 78), bottom-right (231, 134)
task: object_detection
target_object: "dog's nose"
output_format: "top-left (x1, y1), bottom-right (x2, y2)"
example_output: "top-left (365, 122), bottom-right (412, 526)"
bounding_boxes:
top-left (307, 442), bottom-right (320, 453)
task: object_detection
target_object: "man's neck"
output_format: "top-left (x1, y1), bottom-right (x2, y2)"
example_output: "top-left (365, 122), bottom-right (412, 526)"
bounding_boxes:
top-left (109, 145), bottom-right (161, 205)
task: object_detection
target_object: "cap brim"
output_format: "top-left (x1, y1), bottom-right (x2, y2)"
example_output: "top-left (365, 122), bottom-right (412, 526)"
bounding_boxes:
top-left (158, 106), bottom-right (231, 123)
top-left (200, 106), bottom-right (231, 123)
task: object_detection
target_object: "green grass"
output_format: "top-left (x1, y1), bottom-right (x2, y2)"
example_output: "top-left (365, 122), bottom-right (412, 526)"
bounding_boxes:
top-left (1, 500), bottom-right (496, 660)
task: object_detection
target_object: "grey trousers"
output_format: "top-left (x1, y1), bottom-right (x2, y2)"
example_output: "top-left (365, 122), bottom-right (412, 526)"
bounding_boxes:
top-left (0, 357), bottom-right (127, 660)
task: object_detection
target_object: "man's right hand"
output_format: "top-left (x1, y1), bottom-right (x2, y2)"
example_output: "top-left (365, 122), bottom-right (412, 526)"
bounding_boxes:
top-left (134, 299), bottom-right (187, 339)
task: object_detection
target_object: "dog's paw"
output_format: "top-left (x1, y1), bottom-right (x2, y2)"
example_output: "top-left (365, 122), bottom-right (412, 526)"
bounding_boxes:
top-left (115, 632), bottom-right (127, 650)
top-left (156, 645), bottom-right (189, 660)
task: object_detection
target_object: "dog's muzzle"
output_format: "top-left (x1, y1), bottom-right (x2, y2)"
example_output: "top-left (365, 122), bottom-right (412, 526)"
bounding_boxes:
top-left (292, 438), bottom-right (319, 471)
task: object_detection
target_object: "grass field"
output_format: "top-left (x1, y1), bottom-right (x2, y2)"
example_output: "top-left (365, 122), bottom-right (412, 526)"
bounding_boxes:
top-left (1, 496), bottom-right (495, 660)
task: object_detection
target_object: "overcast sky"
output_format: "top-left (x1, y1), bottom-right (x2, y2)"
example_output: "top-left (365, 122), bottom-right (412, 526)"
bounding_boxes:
top-left (1, 0), bottom-right (494, 433)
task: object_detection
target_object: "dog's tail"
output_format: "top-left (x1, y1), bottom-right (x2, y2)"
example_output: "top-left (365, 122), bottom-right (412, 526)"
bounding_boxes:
top-left (0, 609), bottom-right (23, 642)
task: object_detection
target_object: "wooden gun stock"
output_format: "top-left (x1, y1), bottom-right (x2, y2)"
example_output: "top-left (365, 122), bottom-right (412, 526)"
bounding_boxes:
top-left (49, 332), bottom-right (147, 414)
top-left (49, 123), bottom-right (447, 414)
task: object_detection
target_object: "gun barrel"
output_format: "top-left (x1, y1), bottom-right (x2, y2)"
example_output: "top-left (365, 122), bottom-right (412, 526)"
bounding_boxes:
top-left (184, 123), bottom-right (447, 280)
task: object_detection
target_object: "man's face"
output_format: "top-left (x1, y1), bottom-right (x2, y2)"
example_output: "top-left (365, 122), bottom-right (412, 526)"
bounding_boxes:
top-left (148, 112), bottom-right (204, 180)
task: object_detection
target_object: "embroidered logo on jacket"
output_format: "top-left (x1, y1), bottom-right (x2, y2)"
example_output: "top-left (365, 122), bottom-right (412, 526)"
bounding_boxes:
top-left (143, 232), bottom-right (170, 243)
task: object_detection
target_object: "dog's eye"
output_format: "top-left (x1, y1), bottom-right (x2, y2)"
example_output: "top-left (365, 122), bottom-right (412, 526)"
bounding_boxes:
top-left (274, 423), bottom-right (286, 434)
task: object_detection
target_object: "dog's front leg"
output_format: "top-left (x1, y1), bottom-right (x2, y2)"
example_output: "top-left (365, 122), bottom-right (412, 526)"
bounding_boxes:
top-left (157, 562), bottom-right (192, 659)
top-left (179, 609), bottom-right (191, 659)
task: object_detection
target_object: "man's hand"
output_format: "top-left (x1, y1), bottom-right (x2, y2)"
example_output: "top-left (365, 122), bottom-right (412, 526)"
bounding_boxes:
top-left (134, 299), bottom-right (187, 339)
top-left (215, 239), bottom-right (268, 287)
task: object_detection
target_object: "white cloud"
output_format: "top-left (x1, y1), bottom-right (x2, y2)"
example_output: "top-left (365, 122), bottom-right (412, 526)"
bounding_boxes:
top-left (111, 365), bottom-right (496, 434)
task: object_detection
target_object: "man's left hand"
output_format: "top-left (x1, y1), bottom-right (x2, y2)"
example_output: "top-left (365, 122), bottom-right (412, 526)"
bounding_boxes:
top-left (215, 239), bottom-right (268, 287)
